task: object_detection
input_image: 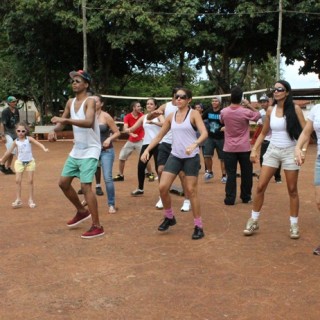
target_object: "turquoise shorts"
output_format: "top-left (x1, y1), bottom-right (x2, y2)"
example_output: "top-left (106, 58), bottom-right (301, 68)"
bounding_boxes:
top-left (61, 156), bottom-right (98, 183)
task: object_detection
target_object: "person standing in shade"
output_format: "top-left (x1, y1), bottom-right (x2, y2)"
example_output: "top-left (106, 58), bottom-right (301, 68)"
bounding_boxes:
top-left (220, 86), bottom-right (261, 205)
top-left (244, 80), bottom-right (306, 239)
top-left (48, 70), bottom-right (104, 239)
top-left (202, 96), bottom-right (227, 183)
top-left (257, 94), bottom-right (282, 183)
top-left (0, 96), bottom-right (20, 174)
top-left (141, 87), bottom-right (208, 240)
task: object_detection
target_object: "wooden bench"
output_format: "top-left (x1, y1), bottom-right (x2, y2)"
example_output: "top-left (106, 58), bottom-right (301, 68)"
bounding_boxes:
top-left (32, 125), bottom-right (56, 140)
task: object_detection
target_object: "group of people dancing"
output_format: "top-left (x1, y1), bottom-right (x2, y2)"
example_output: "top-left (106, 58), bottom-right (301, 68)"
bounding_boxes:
top-left (2, 70), bottom-right (320, 254)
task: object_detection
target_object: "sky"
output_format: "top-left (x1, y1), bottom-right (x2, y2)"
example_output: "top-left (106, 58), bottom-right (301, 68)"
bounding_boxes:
top-left (282, 60), bottom-right (319, 89)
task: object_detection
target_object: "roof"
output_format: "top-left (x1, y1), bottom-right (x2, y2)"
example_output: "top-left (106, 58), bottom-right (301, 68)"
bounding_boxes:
top-left (292, 88), bottom-right (320, 100)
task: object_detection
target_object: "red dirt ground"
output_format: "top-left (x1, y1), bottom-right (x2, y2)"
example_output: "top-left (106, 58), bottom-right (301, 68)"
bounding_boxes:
top-left (1, 140), bottom-right (320, 320)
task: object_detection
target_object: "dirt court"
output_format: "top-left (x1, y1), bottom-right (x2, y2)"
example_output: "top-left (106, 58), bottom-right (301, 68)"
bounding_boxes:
top-left (1, 139), bottom-right (320, 320)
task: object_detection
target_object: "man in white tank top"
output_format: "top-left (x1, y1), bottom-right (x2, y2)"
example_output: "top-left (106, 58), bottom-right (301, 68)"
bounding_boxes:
top-left (48, 70), bottom-right (104, 239)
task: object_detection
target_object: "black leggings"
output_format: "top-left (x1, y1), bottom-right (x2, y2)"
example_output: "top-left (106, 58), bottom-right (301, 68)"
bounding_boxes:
top-left (137, 144), bottom-right (159, 190)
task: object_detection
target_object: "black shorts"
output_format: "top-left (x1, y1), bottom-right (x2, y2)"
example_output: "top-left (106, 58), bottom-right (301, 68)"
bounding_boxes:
top-left (157, 142), bottom-right (172, 167)
top-left (164, 154), bottom-right (200, 177)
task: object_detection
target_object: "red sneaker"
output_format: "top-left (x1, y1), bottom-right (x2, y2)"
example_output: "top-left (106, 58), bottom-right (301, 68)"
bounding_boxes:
top-left (67, 210), bottom-right (91, 228)
top-left (81, 225), bottom-right (105, 239)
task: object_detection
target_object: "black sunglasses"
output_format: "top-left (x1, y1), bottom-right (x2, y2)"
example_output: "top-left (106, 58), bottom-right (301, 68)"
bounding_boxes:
top-left (174, 94), bottom-right (188, 100)
top-left (271, 87), bottom-right (286, 93)
top-left (70, 79), bottom-right (82, 84)
top-left (16, 130), bottom-right (26, 133)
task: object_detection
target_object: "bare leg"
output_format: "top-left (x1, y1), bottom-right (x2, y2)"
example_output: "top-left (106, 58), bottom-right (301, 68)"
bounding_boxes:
top-left (82, 183), bottom-right (101, 226)
top-left (284, 169), bottom-right (299, 217)
top-left (184, 176), bottom-right (200, 218)
top-left (27, 171), bottom-right (35, 204)
top-left (15, 172), bottom-right (23, 201)
top-left (159, 172), bottom-right (177, 209)
top-left (204, 157), bottom-right (213, 173)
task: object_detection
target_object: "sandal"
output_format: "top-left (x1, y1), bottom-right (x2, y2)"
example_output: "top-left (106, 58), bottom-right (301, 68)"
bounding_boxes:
top-left (28, 200), bottom-right (36, 208)
top-left (108, 205), bottom-right (116, 214)
top-left (12, 200), bottom-right (22, 209)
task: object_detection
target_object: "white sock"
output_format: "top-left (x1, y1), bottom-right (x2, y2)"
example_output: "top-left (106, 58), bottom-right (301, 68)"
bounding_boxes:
top-left (251, 210), bottom-right (260, 220)
top-left (290, 216), bottom-right (298, 225)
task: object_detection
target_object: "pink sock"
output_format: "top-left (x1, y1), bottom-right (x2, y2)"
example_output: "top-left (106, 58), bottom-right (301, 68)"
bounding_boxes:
top-left (165, 208), bottom-right (174, 219)
top-left (194, 217), bottom-right (203, 228)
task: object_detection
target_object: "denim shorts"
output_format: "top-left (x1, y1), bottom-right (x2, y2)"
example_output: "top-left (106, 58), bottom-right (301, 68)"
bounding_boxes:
top-left (164, 154), bottom-right (200, 176)
top-left (314, 155), bottom-right (320, 186)
top-left (203, 136), bottom-right (225, 160)
top-left (263, 144), bottom-right (299, 171)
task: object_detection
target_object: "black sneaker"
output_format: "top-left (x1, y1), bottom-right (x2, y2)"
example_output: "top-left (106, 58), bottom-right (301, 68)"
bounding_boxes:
top-left (5, 168), bottom-right (14, 175)
top-left (0, 164), bottom-right (6, 174)
top-left (192, 226), bottom-right (205, 240)
top-left (113, 174), bottom-right (124, 181)
top-left (96, 186), bottom-right (104, 196)
top-left (158, 216), bottom-right (176, 231)
top-left (131, 189), bottom-right (144, 196)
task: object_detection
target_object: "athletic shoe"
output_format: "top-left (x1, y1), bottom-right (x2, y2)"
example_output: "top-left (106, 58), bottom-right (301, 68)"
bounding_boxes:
top-left (275, 179), bottom-right (282, 184)
top-left (113, 174), bottom-right (124, 181)
top-left (5, 168), bottom-right (14, 175)
top-left (96, 186), bottom-right (104, 196)
top-left (242, 198), bottom-right (253, 204)
top-left (12, 199), bottom-right (22, 209)
top-left (158, 216), bottom-right (176, 231)
top-left (131, 189), bottom-right (144, 196)
top-left (148, 173), bottom-right (155, 182)
top-left (0, 164), bottom-right (6, 174)
top-left (221, 176), bottom-right (227, 183)
top-left (81, 225), bottom-right (104, 239)
top-left (290, 223), bottom-right (300, 239)
top-left (67, 210), bottom-right (91, 228)
top-left (155, 198), bottom-right (163, 209)
top-left (243, 218), bottom-right (259, 236)
top-left (181, 199), bottom-right (191, 212)
top-left (313, 245), bottom-right (320, 255)
top-left (204, 170), bottom-right (214, 181)
top-left (192, 226), bottom-right (205, 240)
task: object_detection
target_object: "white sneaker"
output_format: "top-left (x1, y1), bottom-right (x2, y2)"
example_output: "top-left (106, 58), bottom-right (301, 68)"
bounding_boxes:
top-left (155, 198), bottom-right (163, 209)
top-left (204, 170), bottom-right (214, 181)
top-left (221, 176), bottom-right (227, 183)
top-left (181, 199), bottom-right (191, 212)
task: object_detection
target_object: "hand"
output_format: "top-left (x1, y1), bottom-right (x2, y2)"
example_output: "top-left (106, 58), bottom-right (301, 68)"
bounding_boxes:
top-left (250, 150), bottom-right (258, 163)
top-left (294, 147), bottom-right (305, 166)
top-left (48, 131), bottom-right (57, 142)
top-left (130, 133), bottom-right (138, 138)
top-left (140, 150), bottom-right (150, 163)
top-left (51, 116), bottom-right (66, 125)
top-left (44, 148), bottom-right (49, 152)
top-left (102, 138), bottom-right (111, 148)
top-left (185, 142), bottom-right (197, 155)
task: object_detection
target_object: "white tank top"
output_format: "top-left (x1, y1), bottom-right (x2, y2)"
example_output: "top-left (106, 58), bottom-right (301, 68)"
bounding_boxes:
top-left (16, 137), bottom-right (33, 162)
top-left (171, 108), bottom-right (199, 158)
top-left (270, 105), bottom-right (296, 148)
top-left (142, 115), bottom-right (161, 145)
top-left (70, 98), bottom-right (101, 159)
top-left (161, 101), bottom-right (178, 144)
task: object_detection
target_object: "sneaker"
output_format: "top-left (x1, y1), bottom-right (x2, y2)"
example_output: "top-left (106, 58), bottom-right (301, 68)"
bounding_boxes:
top-left (81, 225), bottom-right (104, 239)
top-left (243, 218), bottom-right (259, 236)
top-left (242, 198), bottom-right (253, 204)
top-left (131, 189), bottom-right (144, 196)
top-left (221, 176), bottom-right (227, 183)
top-left (108, 205), bottom-right (116, 214)
top-left (204, 170), bottom-right (214, 181)
top-left (290, 223), bottom-right (300, 239)
top-left (148, 173), bottom-right (155, 182)
top-left (158, 216), bottom-right (176, 231)
top-left (113, 174), bottom-right (124, 181)
top-left (192, 226), bottom-right (205, 240)
top-left (0, 164), bottom-right (6, 174)
top-left (96, 186), bottom-right (104, 196)
top-left (155, 198), bottom-right (163, 209)
top-left (181, 199), bottom-right (191, 212)
top-left (12, 199), bottom-right (22, 209)
top-left (67, 210), bottom-right (91, 228)
top-left (313, 245), bottom-right (320, 255)
top-left (275, 179), bottom-right (282, 184)
top-left (224, 199), bottom-right (235, 206)
top-left (5, 167), bottom-right (14, 175)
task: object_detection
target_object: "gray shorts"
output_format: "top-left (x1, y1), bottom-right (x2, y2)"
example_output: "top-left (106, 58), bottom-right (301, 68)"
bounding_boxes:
top-left (5, 134), bottom-right (17, 155)
top-left (314, 155), bottom-right (320, 186)
top-left (203, 136), bottom-right (225, 160)
top-left (263, 144), bottom-right (299, 171)
top-left (164, 154), bottom-right (200, 177)
top-left (119, 140), bottom-right (143, 161)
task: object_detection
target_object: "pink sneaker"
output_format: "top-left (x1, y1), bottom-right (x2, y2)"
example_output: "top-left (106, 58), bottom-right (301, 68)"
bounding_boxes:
top-left (67, 210), bottom-right (91, 228)
top-left (81, 225), bottom-right (105, 239)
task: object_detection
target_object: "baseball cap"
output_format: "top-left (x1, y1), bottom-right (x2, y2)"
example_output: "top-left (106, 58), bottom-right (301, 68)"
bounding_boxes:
top-left (69, 70), bottom-right (91, 83)
top-left (259, 95), bottom-right (269, 102)
top-left (7, 96), bottom-right (17, 103)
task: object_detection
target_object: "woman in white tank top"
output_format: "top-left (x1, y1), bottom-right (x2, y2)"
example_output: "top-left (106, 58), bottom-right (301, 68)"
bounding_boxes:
top-left (244, 80), bottom-right (307, 239)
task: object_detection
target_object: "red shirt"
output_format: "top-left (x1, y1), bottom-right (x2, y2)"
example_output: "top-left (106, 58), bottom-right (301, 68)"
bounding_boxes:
top-left (124, 112), bottom-right (144, 142)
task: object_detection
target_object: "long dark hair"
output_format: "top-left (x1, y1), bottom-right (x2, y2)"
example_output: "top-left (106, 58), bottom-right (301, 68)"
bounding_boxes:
top-left (273, 80), bottom-right (302, 140)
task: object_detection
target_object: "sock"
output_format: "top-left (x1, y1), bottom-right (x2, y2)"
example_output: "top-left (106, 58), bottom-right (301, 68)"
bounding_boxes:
top-left (251, 210), bottom-right (260, 220)
top-left (164, 208), bottom-right (174, 219)
top-left (96, 184), bottom-right (101, 188)
top-left (290, 216), bottom-right (298, 225)
top-left (194, 217), bottom-right (203, 228)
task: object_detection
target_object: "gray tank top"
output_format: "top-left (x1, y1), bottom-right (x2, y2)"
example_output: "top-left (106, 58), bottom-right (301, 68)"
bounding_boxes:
top-left (100, 123), bottom-right (113, 149)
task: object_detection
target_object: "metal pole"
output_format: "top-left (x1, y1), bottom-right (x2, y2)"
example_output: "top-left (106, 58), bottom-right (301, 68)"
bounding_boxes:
top-left (276, 0), bottom-right (283, 80)
top-left (82, 0), bottom-right (88, 72)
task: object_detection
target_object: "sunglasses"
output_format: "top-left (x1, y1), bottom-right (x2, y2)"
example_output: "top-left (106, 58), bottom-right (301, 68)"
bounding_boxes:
top-left (271, 87), bottom-right (286, 93)
top-left (70, 79), bottom-right (82, 84)
top-left (174, 94), bottom-right (188, 100)
top-left (16, 130), bottom-right (26, 133)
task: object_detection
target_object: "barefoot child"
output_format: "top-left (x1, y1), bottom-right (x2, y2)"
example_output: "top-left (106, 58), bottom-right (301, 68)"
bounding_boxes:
top-left (0, 122), bottom-right (49, 208)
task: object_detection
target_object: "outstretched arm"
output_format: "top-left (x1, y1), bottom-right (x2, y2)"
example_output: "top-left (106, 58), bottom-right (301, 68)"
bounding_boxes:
top-left (29, 136), bottom-right (49, 152)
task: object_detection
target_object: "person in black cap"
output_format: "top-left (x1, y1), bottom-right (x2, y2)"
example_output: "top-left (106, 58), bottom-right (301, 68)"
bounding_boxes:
top-left (48, 69), bottom-right (104, 239)
top-left (0, 96), bottom-right (20, 174)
